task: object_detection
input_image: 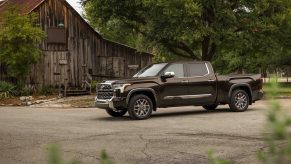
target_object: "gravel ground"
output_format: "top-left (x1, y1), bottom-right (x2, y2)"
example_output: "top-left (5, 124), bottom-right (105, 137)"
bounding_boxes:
top-left (0, 99), bottom-right (290, 164)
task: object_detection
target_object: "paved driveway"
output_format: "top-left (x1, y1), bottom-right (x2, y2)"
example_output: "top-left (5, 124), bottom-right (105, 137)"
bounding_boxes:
top-left (0, 100), bottom-right (290, 164)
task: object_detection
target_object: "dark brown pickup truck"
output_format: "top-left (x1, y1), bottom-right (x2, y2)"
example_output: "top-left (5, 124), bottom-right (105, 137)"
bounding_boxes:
top-left (95, 61), bottom-right (263, 120)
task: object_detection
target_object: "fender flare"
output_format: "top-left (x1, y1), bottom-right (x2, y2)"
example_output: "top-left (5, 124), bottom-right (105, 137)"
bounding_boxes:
top-left (126, 88), bottom-right (158, 105)
top-left (228, 83), bottom-right (252, 100)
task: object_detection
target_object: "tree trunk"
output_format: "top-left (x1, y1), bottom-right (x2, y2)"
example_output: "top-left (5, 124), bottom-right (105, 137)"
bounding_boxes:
top-left (201, 37), bottom-right (217, 61)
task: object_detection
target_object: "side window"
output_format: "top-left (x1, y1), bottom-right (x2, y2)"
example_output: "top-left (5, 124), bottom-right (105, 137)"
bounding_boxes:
top-left (188, 63), bottom-right (209, 77)
top-left (163, 64), bottom-right (185, 77)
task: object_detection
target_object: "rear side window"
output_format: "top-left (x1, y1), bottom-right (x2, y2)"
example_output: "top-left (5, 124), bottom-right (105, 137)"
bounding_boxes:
top-left (163, 64), bottom-right (185, 77)
top-left (187, 63), bottom-right (209, 77)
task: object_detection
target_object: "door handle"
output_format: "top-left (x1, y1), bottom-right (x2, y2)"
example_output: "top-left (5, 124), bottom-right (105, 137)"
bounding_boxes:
top-left (208, 79), bottom-right (215, 82)
top-left (181, 80), bottom-right (189, 83)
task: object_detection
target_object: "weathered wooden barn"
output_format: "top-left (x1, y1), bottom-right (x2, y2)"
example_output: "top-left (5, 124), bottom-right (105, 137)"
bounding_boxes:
top-left (0, 0), bottom-right (153, 88)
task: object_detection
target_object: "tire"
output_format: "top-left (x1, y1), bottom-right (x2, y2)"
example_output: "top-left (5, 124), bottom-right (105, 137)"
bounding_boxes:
top-left (229, 89), bottom-right (249, 112)
top-left (203, 104), bottom-right (218, 110)
top-left (128, 94), bottom-right (153, 120)
top-left (106, 109), bottom-right (127, 117)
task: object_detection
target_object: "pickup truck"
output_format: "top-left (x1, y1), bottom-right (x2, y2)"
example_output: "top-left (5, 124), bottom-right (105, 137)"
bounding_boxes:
top-left (95, 61), bottom-right (263, 120)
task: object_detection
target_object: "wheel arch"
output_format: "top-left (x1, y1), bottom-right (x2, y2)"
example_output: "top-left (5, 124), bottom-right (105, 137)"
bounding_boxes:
top-left (126, 88), bottom-right (157, 111)
top-left (228, 84), bottom-right (252, 105)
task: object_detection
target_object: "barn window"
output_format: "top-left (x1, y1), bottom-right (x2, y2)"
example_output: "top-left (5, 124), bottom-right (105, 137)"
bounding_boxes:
top-left (47, 27), bottom-right (67, 44)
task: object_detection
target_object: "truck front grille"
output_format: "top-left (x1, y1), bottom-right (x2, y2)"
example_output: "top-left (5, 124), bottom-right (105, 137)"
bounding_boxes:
top-left (97, 84), bottom-right (113, 100)
top-left (97, 91), bottom-right (113, 99)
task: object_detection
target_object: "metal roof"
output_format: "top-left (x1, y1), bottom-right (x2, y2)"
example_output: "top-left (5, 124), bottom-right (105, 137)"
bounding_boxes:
top-left (0, 0), bottom-right (44, 14)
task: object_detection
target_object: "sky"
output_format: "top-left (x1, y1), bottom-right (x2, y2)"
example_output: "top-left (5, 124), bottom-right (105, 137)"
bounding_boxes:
top-left (66, 0), bottom-right (83, 14)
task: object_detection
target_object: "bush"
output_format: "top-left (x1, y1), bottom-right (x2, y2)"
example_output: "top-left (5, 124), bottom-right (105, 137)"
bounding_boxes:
top-left (0, 81), bottom-right (16, 99)
top-left (40, 85), bottom-right (54, 96)
top-left (91, 80), bottom-right (100, 92)
top-left (20, 86), bottom-right (33, 96)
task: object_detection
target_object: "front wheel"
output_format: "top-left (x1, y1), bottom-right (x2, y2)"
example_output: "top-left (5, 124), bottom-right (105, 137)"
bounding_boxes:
top-left (128, 94), bottom-right (153, 120)
top-left (229, 89), bottom-right (249, 112)
top-left (106, 109), bottom-right (127, 117)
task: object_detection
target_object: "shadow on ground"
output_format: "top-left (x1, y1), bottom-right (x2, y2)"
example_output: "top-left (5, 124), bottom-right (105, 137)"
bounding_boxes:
top-left (95, 107), bottom-right (259, 121)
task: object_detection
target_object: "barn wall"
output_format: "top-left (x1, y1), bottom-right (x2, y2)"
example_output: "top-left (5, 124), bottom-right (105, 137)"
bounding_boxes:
top-left (28, 0), bottom-right (152, 87)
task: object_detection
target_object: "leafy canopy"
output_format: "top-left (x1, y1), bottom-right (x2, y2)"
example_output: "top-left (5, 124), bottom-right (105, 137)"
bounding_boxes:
top-left (0, 7), bottom-right (45, 80)
top-left (83, 0), bottom-right (290, 62)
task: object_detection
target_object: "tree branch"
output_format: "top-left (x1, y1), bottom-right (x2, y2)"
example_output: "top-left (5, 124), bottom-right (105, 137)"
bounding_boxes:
top-left (165, 45), bottom-right (197, 60)
top-left (161, 39), bottom-right (200, 60)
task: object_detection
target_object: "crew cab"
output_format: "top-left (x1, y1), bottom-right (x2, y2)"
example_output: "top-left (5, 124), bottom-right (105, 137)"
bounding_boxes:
top-left (95, 61), bottom-right (263, 120)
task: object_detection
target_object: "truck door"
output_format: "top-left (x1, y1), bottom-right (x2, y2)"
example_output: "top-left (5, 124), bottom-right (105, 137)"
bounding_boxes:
top-left (185, 62), bottom-right (217, 105)
top-left (159, 63), bottom-right (190, 107)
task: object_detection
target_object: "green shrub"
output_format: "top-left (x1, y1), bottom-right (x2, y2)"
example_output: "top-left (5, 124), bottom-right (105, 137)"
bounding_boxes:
top-left (40, 85), bottom-right (54, 96)
top-left (91, 80), bottom-right (100, 92)
top-left (20, 86), bottom-right (33, 96)
top-left (0, 81), bottom-right (16, 99)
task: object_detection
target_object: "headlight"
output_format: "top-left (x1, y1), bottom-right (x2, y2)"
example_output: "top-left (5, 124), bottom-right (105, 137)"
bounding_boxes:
top-left (112, 84), bottom-right (131, 93)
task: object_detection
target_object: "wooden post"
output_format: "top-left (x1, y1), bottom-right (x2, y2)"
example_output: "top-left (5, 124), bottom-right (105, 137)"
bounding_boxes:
top-left (287, 67), bottom-right (289, 83)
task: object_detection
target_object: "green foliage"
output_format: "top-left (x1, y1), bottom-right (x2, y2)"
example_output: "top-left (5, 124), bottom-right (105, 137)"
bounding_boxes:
top-left (18, 85), bottom-right (33, 96)
top-left (209, 80), bottom-right (291, 163)
top-left (91, 80), bottom-right (100, 92)
top-left (48, 144), bottom-right (78, 164)
top-left (0, 81), bottom-right (35, 98)
top-left (40, 85), bottom-right (54, 96)
top-left (257, 80), bottom-right (291, 163)
top-left (0, 81), bottom-right (16, 99)
top-left (83, 0), bottom-right (290, 63)
top-left (0, 7), bottom-right (45, 80)
top-left (208, 150), bottom-right (230, 164)
top-left (47, 144), bottom-right (113, 164)
top-left (100, 150), bottom-right (113, 164)
top-left (48, 144), bottom-right (63, 164)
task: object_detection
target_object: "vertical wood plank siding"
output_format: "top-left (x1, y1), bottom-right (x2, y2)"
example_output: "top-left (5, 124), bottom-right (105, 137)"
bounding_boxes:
top-left (22, 0), bottom-right (153, 87)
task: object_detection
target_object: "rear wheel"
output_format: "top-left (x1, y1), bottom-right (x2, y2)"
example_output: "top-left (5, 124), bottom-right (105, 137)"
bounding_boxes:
top-left (229, 89), bottom-right (249, 112)
top-left (106, 109), bottom-right (127, 117)
top-left (203, 104), bottom-right (218, 110)
top-left (128, 94), bottom-right (153, 120)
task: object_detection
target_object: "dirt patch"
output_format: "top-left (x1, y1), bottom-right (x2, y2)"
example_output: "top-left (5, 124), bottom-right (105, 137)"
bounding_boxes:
top-left (0, 95), bottom-right (58, 106)
top-left (30, 95), bottom-right (96, 108)
top-left (0, 97), bottom-right (22, 106)
top-left (59, 98), bottom-right (95, 108)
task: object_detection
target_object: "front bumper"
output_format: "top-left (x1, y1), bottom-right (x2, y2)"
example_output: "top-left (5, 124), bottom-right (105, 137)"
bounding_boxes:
top-left (95, 97), bottom-right (127, 110)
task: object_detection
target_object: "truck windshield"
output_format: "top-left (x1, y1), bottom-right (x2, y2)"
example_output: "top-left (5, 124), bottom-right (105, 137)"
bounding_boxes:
top-left (133, 63), bottom-right (167, 77)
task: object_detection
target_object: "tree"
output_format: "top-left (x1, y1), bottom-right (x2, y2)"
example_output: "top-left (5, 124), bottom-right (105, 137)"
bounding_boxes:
top-left (82, 0), bottom-right (289, 61)
top-left (0, 7), bottom-right (45, 81)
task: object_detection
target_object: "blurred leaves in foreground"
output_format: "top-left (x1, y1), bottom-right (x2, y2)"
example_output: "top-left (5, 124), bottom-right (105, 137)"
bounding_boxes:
top-left (257, 80), bottom-right (291, 164)
top-left (47, 144), bottom-right (113, 164)
top-left (208, 150), bottom-right (230, 164)
top-left (210, 79), bottom-right (291, 164)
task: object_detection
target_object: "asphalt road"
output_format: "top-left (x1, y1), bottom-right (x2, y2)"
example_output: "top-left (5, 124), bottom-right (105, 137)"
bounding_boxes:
top-left (0, 100), bottom-right (290, 164)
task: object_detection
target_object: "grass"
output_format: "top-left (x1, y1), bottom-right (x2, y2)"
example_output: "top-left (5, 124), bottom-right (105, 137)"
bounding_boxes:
top-left (264, 83), bottom-right (291, 96)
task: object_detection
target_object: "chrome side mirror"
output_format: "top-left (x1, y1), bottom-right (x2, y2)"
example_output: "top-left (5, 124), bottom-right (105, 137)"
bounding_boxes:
top-left (162, 72), bottom-right (175, 79)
